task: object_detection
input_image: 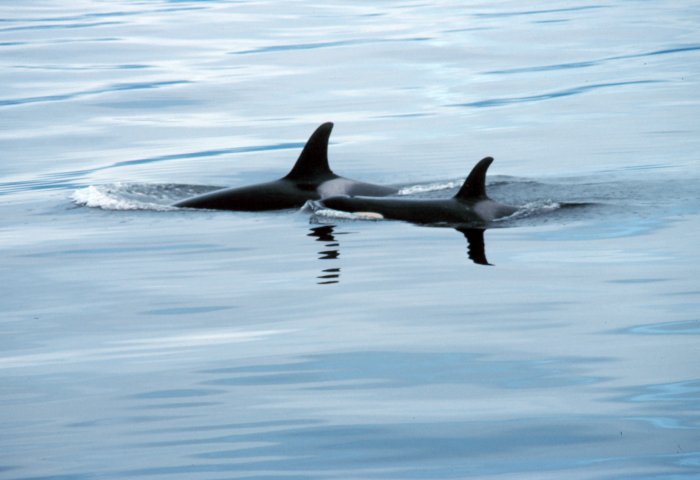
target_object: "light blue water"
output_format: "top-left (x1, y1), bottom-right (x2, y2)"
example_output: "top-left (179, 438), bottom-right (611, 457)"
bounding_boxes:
top-left (1, 1), bottom-right (700, 479)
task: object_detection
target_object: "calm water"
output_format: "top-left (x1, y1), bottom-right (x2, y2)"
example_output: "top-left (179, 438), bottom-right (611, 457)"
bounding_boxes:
top-left (2, 1), bottom-right (700, 479)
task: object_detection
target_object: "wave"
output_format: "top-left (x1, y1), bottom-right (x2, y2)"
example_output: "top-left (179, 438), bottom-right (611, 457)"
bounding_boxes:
top-left (0, 79), bottom-right (190, 108)
top-left (451, 80), bottom-right (661, 108)
top-left (232, 37), bottom-right (431, 55)
top-left (0, 142), bottom-right (304, 196)
top-left (485, 44), bottom-right (700, 75)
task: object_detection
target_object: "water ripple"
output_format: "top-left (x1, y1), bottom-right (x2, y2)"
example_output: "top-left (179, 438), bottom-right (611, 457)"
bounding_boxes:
top-left (623, 319), bottom-right (700, 335)
top-left (474, 6), bottom-right (607, 18)
top-left (233, 37), bottom-right (431, 55)
top-left (451, 80), bottom-right (661, 108)
top-left (0, 21), bottom-right (123, 33)
top-left (486, 44), bottom-right (700, 75)
top-left (0, 6), bottom-right (206, 27)
top-left (0, 142), bottom-right (304, 195)
top-left (200, 351), bottom-right (607, 390)
top-left (0, 80), bottom-right (190, 108)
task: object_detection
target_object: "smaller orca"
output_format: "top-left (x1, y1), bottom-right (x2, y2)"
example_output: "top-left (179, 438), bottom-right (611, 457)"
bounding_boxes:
top-left (320, 157), bottom-right (518, 226)
top-left (174, 122), bottom-right (397, 211)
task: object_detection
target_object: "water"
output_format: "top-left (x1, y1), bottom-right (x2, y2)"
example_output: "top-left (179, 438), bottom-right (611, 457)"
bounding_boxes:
top-left (2, 1), bottom-right (699, 479)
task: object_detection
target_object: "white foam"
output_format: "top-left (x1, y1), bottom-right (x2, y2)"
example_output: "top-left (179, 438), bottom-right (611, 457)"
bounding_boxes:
top-left (305, 200), bottom-right (385, 222)
top-left (497, 200), bottom-right (561, 221)
top-left (398, 180), bottom-right (460, 195)
top-left (72, 184), bottom-right (176, 211)
top-left (313, 208), bottom-right (382, 221)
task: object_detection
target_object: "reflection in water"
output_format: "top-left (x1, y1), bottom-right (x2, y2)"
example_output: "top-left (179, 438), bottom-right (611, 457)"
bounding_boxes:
top-left (308, 226), bottom-right (493, 283)
top-left (308, 226), bottom-right (341, 284)
top-left (456, 228), bottom-right (490, 266)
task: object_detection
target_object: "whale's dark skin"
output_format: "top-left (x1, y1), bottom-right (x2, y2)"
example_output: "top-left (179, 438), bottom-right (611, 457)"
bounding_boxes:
top-left (320, 157), bottom-right (517, 227)
top-left (174, 122), bottom-right (397, 211)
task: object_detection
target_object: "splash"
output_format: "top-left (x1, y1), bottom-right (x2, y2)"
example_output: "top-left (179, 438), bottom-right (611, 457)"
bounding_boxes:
top-left (72, 183), bottom-right (221, 211)
top-left (72, 184), bottom-right (173, 211)
top-left (304, 200), bottom-right (384, 222)
top-left (496, 200), bottom-right (562, 221)
top-left (398, 180), bottom-right (461, 195)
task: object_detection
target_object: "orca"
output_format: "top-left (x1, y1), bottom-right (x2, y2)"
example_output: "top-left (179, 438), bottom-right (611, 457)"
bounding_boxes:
top-left (319, 157), bottom-right (518, 226)
top-left (174, 122), bottom-right (397, 211)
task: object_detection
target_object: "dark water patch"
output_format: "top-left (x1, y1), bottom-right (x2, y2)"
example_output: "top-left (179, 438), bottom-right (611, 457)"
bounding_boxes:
top-left (0, 6), bottom-right (206, 25)
top-left (131, 388), bottom-right (225, 400)
top-left (13, 474), bottom-right (96, 480)
top-left (667, 291), bottom-right (700, 297)
top-left (200, 351), bottom-right (607, 390)
top-left (451, 80), bottom-right (661, 108)
top-left (177, 420), bottom-right (611, 476)
top-left (619, 380), bottom-right (700, 404)
top-left (533, 19), bottom-right (569, 24)
top-left (372, 112), bottom-right (434, 119)
top-left (630, 44), bottom-right (700, 59)
top-left (135, 420), bottom-right (323, 449)
top-left (117, 419), bottom-right (615, 478)
top-left (0, 10), bottom-right (141, 23)
top-left (66, 415), bottom-right (191, 429)
top-left (144, 306), bottom-right (233, 316)
top-left (611, 163), bottom-right (678, 172)
top-left (622, 320), bottom-right (700, 335)
top-left (609, 278), bottom-right (667, 284)
top-left (443, 26), bottom-right (493, 34)
top-left (626, 415), bottom-right (698, 431)
top-left (233, 37), bottom-right (431, 55)
top-left (142, 419), bottom-right (321, 437)
top-left (130, 401), bottom-right (220, 410)
top-left (95, 98), bottom-right (198, 109)
top-left (0, 21), bottom-right (123, 33)
top-left (487, 60), bottom-right (600, 75)
top-left (475, 6), bottom-right (606, 18)
top-left (604, 463), bottom-right (700, 480)
top-left (12, 63), bottom-right (152, 71)
top-left (0, 37), bottom-right (119, 48)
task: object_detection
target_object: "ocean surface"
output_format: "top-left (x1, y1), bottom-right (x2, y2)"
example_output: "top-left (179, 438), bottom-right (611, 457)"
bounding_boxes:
top-left (1, 1), bottom-right (699, 479)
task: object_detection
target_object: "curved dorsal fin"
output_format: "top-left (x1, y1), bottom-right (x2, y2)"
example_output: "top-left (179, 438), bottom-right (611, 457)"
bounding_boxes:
top-left (454, 156), bottom-right (493, 200)
top-left (285, 122), bottom-right (335, 180)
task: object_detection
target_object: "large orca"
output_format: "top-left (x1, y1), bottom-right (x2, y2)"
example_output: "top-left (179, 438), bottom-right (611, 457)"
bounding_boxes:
top-left (174, 122), bottom-right (397, 211)
top-left (320, 157), bottom-right (517, 226)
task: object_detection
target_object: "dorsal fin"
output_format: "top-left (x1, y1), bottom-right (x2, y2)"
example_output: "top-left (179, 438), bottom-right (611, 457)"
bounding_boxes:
top-left (454, 156), bottom-right (493, 200)
top-left (284, 122), bottom-right (335, 180)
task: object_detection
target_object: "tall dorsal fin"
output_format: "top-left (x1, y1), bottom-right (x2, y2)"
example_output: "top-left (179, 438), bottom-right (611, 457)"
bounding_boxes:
top-left (285, 122), bottom-right (335, 180)
top-left (454, 156), bottom-right (493, 200)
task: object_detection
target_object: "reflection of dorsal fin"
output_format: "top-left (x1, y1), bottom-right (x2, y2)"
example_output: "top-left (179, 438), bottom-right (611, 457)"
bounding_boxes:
top-left (285, 122), bottom-right (334, 180)
top-left (458, 228), bottom-right (491, 266)
top-left (455, 156), bottom-right (493, 200)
